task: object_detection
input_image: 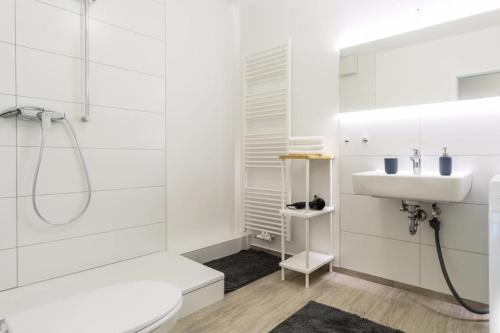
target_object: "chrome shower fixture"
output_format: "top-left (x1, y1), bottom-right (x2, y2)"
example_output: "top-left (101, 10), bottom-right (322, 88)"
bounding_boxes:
top-left (1, 106), bottom-right (92, 226)
top-left (1, 105), bottom-right (64, 120)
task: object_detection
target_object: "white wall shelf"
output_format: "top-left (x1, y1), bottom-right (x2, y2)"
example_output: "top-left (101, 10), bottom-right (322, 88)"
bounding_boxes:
top-left (279, 206), bottom-right (335, 219)
top-left (279, 154), bottom-right (335, 288)
top-left (280, 251), bottom-right (335, 274)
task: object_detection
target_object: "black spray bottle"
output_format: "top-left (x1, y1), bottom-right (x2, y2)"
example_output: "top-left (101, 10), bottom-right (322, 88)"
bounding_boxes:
top-left (439, 147), bottom-right (452, 176)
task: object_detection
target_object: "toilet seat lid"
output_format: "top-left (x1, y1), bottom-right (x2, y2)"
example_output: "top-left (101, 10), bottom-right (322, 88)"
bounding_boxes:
top-left (6, 281), bottom-right (183, 333)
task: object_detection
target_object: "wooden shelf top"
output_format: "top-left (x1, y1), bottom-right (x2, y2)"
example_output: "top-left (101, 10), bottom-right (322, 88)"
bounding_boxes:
top-left (279, 154), bottom-right (334, 160)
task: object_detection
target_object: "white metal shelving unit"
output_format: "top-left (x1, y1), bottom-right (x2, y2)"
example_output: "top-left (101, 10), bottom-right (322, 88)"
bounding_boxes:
top-left (279, 154), bottom-right (335, 288)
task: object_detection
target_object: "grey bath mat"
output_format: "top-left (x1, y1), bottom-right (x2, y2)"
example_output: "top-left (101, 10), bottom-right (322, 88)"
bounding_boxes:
top-left (204, 249), bottom-right (281, 293)
top-left (270, 301), bottom-right (405, 333)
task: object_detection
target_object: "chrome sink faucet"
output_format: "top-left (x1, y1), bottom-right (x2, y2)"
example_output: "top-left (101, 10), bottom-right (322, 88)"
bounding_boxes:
top-left (410, 149), bottom-right (421, 175)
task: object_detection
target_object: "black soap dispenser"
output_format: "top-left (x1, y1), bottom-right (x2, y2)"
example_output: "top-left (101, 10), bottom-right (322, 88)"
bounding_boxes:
top-left (439, 147), bottom-right (452, 176)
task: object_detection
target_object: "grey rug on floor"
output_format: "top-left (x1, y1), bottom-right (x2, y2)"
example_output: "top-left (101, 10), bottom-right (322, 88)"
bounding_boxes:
top-left (270, 301), bottom-right (405, 333)
top-left (204, 249), bottom-right (281, 293)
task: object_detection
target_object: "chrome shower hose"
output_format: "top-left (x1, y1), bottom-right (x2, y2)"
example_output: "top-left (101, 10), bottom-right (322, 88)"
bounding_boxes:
top-left (33, 118), bottom-right (92, 226)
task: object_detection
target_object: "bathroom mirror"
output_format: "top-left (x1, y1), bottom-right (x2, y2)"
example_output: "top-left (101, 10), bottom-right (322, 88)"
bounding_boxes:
top-left (339, 9), bottom-right (500, 112)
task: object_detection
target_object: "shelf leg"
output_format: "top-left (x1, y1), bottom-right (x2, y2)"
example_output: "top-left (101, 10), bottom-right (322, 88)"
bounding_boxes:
top-left (305, 219), bottom-right (310, 271)
top-left (329, 261), bottom-right (333, 273)
top-left (281, 160), bottom-right (286, 282)
top-left (305, 274), bottom-right (309, 289)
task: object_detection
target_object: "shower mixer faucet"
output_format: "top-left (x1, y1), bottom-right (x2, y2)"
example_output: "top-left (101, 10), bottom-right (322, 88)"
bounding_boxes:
top-left (0, 105), bottom-right (92, 226)
top-left (410, 149), bottom-right (421, 175)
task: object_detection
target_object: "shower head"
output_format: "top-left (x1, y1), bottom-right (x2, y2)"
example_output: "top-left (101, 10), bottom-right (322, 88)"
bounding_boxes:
top-left (0, 106), bottom-right (20, 118)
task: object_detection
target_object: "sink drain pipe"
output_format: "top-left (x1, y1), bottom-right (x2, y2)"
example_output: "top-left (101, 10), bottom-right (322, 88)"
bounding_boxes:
top-left (429, 203), bottom-right (489, 315)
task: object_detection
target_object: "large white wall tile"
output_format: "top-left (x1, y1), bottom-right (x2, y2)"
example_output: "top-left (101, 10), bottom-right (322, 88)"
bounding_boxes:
top-left (421, 244), bottom-right (488, 303)
top-left (340, 94), bottom-right (376, 113)
top-left (18, 147), bottom-right (87, 196)
top-left (18, 223), bottom-right (166, 286)
top-left (18, 147), bottom-right (164, 196)
top-left (341, 194), bottom-right (418, 242)
top-left (340, 74), bottom-right (375, 97)
top-left (0, 147), bottom-right (16, 198)
top-left (16, 0), bottom-right (81, 58)
top-left (36, 0), bottom-right (81, 13)
top-left (422, 155), bottom-right (500, 205)
top-left (0, 0), bottom-right (15, 43)
top-left (91, 0), bottom-right (165, 41)
top-left (0, 249), bottom-right (17, 291)
top-left (0, 94), bottom-right (17, 146)
top-left (7, 0), bottom-right (167, 289)
top-left (90, 63), bottom-right (165, 113)
top-left (0, 43), bottom-right (16, 95)
top-left (341, 231), bottom-right (419, 285)
top-left (90, 19), bottom-right (165, 77)
top-left (38, 0), bottom-right (165, 41)
top-left (86, 149), bottom-right (165, 191)
top-left (421, 97), bottom-right (500, 156)
top-left (357, 54), bottom-right (376, 74)
top-left (420, 203), bottom-right (488, 254)
top-left (17, 98), bottom-right (165, 150)
top-left (17, 47), bottom-right (82, 103)
top-left (0, 198), bottom-right (16, 250)
top-left (340, 108), bottom-right (420, 156)
top-left (18, 187), bottom-right (165, 246)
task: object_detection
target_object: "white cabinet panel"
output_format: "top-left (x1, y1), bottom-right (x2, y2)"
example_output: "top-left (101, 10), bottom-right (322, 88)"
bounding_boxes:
top-left (90, 63), bottom-right (165, 113)
top-left (0, 198), bottom-right (16, 250)
top-left (340, 108), bottom-right (419, 156)
top-left (18, 147), bottom-right (165, 196)
top-left (420, 203), bottom-right (488, 255)
top-left (0, 147), bottom-right (16, 198)
top-left (18, 223), bottom-right (166, 285)
top-left (18, 187), bottom-right (165, 246)
top-left (0, 43), bottom-right (15, 95)
top-left (0, 249), bottom-right (17, 291)
top-left (421, 244), bottom-right (488, 304)
top-left (341, 194), bottom-right (418, 242)
top-left (17, 47), bottom-right (82, 103)
top-left (17, 98), bottom-right (165, 150)
top-left (341, 231), bottom-right (419, 286)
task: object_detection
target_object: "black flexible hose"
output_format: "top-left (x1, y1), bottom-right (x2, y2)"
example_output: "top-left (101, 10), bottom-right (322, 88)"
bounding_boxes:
top-left (429, 217), bottom-right (489, 315)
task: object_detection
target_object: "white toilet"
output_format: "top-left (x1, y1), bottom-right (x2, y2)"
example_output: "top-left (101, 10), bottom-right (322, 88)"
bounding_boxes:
top-left (3, 281), bottom-right (183, 333)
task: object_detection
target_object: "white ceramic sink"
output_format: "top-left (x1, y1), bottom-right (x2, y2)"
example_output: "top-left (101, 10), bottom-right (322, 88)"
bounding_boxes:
top-left (352, 171), bottom-right (472, 202)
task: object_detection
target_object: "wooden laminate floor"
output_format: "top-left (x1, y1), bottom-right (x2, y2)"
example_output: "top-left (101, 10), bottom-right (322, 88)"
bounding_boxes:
top-left (172, 268), bottom-right (489, 333)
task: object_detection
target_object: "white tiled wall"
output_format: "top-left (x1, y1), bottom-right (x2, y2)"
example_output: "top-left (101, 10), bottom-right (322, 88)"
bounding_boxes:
top-left (339, 97), bottom-right (500, 303)
top-left (0, 0), bottom-right (166, 290)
